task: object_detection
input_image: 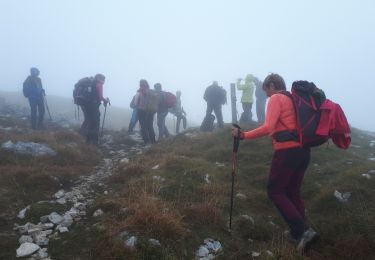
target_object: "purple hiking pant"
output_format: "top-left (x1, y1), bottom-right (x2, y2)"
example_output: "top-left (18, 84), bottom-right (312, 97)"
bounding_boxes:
top-left (267, 147), bottom-right (311, 239)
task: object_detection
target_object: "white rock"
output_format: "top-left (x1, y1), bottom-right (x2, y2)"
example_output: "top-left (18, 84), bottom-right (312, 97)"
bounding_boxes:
top-left (53, 189), bottom-right (65, 199)
top-left (33, 233), bottom-right (49, 246)
top-left (120, 158), bottom-right (129, 164)
top-left (362, 173), bottom-right (371, 179)
top-left (368, 169), bottom-right (375, 175)
top-left (334, 190), bottom-right (351, 203)
top-left (16, 242), bottom-right (40, 257)
top-left (236, 193), bottom-right (247, 200)
top-left (37, 248), bottom-right (48, 259)
top-left (148, 238), bottom-right (161, 247)
top-left (215, 162), bottom-right (224, 167)
top-left (251, 251), bottom-right (261, 257)
top-left (266, 250), bottom-right (274, 256)
top-left (17, 205), bottom-right (30, 219)
top-left (40, 215), bottom-right (49, 223)
top-left (125, 236), bottom-right (137, 249)
top-left (152, 164), bottom-right (159, 170)
top-left (48, 212), bottom-right (63, 224)
top-left (56, 198), bottom-right (66, 204)
top-left (204, 239), bottom-right (222, 253)
top-left (60, 214), bottom-right (73, 227)
top-left (93, 209), bottom-right (104, 217)
top-left (73, 202), bottom-right (86, 211)
top-left (240, 215), bottom-right (255, 224)
top-left (104, 190), bottom-right (108, 195)
top-left (204, 174), bottom-right (210, 184)
top-left (58, 226), bottom-right (69, 233)
top-left (197, 246), bottom-right (209, 257)
top-left (19, 235), bottom-right (33, 244)
top-left (368, 158), bottom-right (375, 161)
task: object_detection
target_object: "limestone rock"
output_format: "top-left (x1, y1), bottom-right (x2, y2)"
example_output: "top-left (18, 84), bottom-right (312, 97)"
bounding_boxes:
top-left (16, 242), bottom-right (40, 257)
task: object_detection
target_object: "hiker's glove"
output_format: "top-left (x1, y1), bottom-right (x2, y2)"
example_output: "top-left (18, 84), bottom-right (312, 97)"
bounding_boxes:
top-left (103, 98), bottom-right (110, 107)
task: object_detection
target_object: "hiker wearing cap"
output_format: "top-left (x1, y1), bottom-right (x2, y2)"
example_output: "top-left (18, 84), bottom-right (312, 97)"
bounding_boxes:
top-left (22, 67), bottom-right (46, 129)
top-left (254, 77), bottom-right (267, 124)
top-left (237, 74), bottom-right (255, 123)
top-left (202, 81), bottom-right (226, 130)
top-left (154, 83), bottom-right (170, 140)
top-left (80, 73), bottom-right (109, 145)
top-left (231, 73), bottom-right (317, 252)
top-left (134, 79), bottom-right (156, 144)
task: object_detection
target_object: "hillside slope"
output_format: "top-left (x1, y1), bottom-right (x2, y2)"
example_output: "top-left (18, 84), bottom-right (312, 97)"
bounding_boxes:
top-left (1, 117), bottom-right (374, 259)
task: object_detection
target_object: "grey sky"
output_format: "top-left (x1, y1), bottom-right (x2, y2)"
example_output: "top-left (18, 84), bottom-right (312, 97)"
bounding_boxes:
top-left (1, 0), bottom-right (374, 130)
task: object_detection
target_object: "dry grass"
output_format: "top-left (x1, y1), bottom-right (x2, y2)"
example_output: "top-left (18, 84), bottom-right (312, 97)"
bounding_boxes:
top-left (184, 201), bottom-right (224, 227)
top-left (116, 192), bottom-right (186, 241)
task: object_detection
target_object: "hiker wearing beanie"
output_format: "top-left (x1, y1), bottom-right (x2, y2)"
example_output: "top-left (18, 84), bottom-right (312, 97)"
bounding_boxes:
top-left (173, 90), bottom-right (187, 134)
top-left (80, 73), bottom-right (109, 145)
top-left (237, 74), bottom-right (255, 123)
top-left (154, 83), bottom-right (170, 140)
top-left (231, 73), bottom-right (317, 252)
top-left (22, 67), bottom-right (46, 129)
top-left (134, 79), bottom-right (156, 144)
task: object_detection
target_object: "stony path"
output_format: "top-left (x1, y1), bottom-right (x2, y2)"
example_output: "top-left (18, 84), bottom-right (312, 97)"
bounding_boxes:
top-left (14, 132), bottom-right (146, 259)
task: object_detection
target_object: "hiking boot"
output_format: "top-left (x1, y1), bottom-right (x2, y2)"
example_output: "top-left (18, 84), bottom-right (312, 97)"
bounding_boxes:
top-left (296, 228), bottom-right (318, 253)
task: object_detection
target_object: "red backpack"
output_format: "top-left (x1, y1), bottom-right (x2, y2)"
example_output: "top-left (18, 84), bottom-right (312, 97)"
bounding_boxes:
top-left (164, 92), bottom-right (177, 108)
top-left (282, 81), bottom-right (351, 149)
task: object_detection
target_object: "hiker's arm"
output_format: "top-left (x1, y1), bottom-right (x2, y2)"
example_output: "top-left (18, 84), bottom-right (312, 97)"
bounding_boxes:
top-left (242, 95), bottom-right (281, 140)
top-left (96, 83), bottom-right (108, 102)
top-left (236, 79), bottom-right (245, 90)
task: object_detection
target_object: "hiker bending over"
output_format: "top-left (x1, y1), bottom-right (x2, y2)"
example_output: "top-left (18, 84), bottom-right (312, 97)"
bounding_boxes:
top-left (170, 90), bottom-right (187, 134)
top-left (23, 67), bottom-right (45, 129)
top-left (134, 79), bottom-right (156, 144)
top-left (75, 74), bottom-right (109, 145)
top-left (237, 74), bottom-right (255, 124)
top-left (254, 77), bottom-right (267, 124)
top-left (202, 81), bottom-right (226, 130)
top-left (154, 83), bottom-right (170, 139)
top-left (231, 73), bottom-right (317, 252)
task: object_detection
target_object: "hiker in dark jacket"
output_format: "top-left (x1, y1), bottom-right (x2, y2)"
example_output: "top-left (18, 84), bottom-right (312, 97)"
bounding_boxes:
top-left (203, 81), bottom-right (226, 129)
top-left (134, 79), bottom-right (156, 144)
top-left (254, 77), bottom-right (267, 124)
top-left (231, 73), bottom-right (317, 252)
top-left (23, 67), bottom-right (45, 129)
top-left (81, 74), bottom-right (109, 145)
top-left (154, 83), bottom-right (170, 140)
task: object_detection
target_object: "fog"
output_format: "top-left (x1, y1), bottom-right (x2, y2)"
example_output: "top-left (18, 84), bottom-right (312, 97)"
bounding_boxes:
top-left (1, 0), bottom-right (374, 131)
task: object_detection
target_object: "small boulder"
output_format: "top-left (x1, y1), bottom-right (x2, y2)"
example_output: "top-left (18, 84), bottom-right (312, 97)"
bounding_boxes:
top-left (18, 235), bottom-right (33, 244)
top-left (48, 212), bottom-right (63, 224)
top-left (16, 242), bottom-right (40, 257)
top-left (93, 209), bottom-right (104, 217)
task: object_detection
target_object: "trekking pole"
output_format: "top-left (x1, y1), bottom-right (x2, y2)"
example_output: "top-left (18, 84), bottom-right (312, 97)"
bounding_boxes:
top-left (77, 105), bottom-right (80, 121)
top-left (101, 105), bottom-right (107, 138)
top-left (229, 123), bottom-right (241, 231)
top-left (44, 96), bottom-right (52, 121)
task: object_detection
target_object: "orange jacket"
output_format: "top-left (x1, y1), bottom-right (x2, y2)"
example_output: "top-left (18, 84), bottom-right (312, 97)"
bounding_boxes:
top-left (242, 92), bottom-right (300, 150)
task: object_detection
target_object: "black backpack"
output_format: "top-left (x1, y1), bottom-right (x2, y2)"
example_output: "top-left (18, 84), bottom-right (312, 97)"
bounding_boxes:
top-left (73, 77), bottom-right (96, 105)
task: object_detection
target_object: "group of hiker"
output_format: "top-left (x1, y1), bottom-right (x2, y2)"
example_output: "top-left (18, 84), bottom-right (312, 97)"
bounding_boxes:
top-left (22, 68), bottom-right (269, 145)
top-left (200, 74), bottom-right (267, 131)
top-left (22, 68), bottom-right (351, 253)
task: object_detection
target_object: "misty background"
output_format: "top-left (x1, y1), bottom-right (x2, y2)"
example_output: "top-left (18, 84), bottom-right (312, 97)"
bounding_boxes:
top-left (0, 0), bottom-right (374, 131)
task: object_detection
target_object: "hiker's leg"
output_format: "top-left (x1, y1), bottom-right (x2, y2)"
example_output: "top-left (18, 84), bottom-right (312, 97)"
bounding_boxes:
top-left (286, 148), bottom-right (311, 219)
top-left (37, 98), bottom-right (45, 128)
top-left (242, 102), bottom-right (251, 122)
top-left (80, 105), bottom-right (89, 136)
top-left (86, 105), bottom-right (100, 145)
top-left (205, 103), bottom-right (214, 119)
top-left (29, 99), bottom-right (37, 129)
top-left (267, 148), bottom-right (306, 239)
top-left (92, 106), bottom-right (100, 145)
top-left (128, 109), bottom-right (137, 133)
top-left (138, 110), bottom-right (149, 144)
top-left (148, 112), bottom-right (156, 143)
top-left (256, 100), bottom-right (266, 124)
top-left (214, 105), bottom-right (224, 128)
top-left (162, 112), bottom-right (169, 137)
top-left (182, 115), bottom-right (187, 129)
top-left (156, 112), bottom-right (163, 139)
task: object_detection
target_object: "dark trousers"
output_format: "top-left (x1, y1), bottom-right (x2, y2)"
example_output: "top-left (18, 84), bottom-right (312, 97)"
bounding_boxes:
top-left (206, 103), bottom-right (223, 128)
top-left (138, 110), bottom-right (156, 144)
top-left (176, 114), bottom-right (187, 134)
top-left (81, 103), bottom-right (100, 145)
top-left (256, 99), bottom-right (266, 124)
top-left (29, 98), bottom-right (45, 129)
top-left (240, 102), bottom-right (253, 123)
top-left (157, 111), bottom-right (169, 139)
top-left (267, 147), bottom-right (311, 239)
